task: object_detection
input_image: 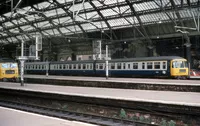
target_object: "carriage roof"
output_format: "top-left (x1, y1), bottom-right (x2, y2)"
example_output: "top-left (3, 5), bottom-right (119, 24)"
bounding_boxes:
top-left (0, 58), bottom-right (15, 63)
top-left (51, 56), bottom-right (186, 64)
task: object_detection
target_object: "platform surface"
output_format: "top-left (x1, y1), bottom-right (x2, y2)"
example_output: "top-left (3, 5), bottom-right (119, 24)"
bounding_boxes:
top-left (0, 82), bottom-right (200, 107)
top-left (0, 106), bottom-right (97, 126)
top-left (24, 74), bottom-right (200, 85)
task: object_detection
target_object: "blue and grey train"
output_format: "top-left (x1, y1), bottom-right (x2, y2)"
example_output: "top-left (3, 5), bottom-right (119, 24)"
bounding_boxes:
top-left (24, 56), bottom-right (189, 78)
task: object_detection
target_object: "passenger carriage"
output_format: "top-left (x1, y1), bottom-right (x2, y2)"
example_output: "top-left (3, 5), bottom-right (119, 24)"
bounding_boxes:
top-left (24, 56), bottom-right (189, 79)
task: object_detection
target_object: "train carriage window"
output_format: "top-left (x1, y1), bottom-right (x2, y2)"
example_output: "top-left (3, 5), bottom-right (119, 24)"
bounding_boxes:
top-left (172, 61), bottom-right (184, 68)
top-left (128, 64), bottom-right (131, 69)
top-left (123, 63), bottom-right (126, 69)
top-left (83, 64), bottom-right (86, 69)
top-left (78, 64), bottom-right (81, 69)
top-left (63, 64), bottom-right (66, 69)
top-left (73, 64), bottom-right (76, 69)
top-left (111, 63), bottom-right (115, 69)
top-left (90, 64), bottom-right (93, 69)
top-left (59, 65), bottom-right (62, 69)
top-left (69, 64), bottom-right (72, 69)
top-left (117, 63), bottom-right (121, 69)
top-left (96, 64), bottom-right (99, 69)
top-left (142, 62), bottom-right (145, 69)
top-left (99, 64), bottom-right (103, 69)
top-left (154, 62), bottom-right (160, 69)
top-left (133, 63), bottom-right (138, 69)
top-left (147, 62), bottom-right (153, 69)
top-left (86, 64), bottom-right (90, 69)
top-left (54, 65), bottom-right (56, 69)
top-left (163, 62), bottom-right (166, 69)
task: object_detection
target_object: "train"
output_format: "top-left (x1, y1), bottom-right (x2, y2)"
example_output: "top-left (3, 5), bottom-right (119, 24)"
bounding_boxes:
top-left (0, 58), bottom-right (19, 82)
top-left (24, 56), bottom-right (189, 79)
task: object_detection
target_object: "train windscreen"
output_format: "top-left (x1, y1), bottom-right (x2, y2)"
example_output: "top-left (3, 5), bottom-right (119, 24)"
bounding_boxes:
top-left (172, 61), bottom-right (188, 68)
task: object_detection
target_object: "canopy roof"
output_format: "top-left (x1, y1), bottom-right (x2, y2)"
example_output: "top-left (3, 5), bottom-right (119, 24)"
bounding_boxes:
top-left (0, 0), bottom-right (199, 44)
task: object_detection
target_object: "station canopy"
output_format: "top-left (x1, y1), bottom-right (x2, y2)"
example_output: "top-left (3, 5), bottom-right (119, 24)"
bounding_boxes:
top-left (0, 0), bottom-right (199, 44)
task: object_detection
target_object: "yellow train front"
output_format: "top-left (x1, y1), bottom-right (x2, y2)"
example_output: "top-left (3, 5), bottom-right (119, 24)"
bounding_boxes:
top-left (0, 60), bottom-right (19, 82)
top-left (170, 58), bottom-right (189, 79)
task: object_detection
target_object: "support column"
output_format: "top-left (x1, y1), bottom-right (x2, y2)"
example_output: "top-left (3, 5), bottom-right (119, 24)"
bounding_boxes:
top-left (147, 45), bottom-right (154, 57)
top-left (185, 42), bottom-right (192, 68)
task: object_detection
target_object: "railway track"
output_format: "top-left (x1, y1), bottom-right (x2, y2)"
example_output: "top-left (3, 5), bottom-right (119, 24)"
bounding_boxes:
top-left (0, 100), bottom-right (158, 126)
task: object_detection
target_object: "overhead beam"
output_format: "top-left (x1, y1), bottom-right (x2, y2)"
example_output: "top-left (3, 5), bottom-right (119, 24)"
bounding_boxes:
top-left (31, 4), bottom-right (65, 36)
top-left (53, 0), bottom-right (87, 37)
top-left (169, 0), bottom-right (184, 27)
top-left (125, 0), bottom-right (152, 44)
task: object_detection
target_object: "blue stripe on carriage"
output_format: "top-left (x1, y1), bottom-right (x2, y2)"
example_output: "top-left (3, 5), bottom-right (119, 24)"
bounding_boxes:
top-left (26, 69), bottom-right (170, 77)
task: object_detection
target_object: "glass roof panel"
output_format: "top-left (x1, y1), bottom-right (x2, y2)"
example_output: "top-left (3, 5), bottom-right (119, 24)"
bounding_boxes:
top-left (77, 11), bottom-right (100, 21)
top-left (59, 27), bottom-right (70, 33)
top-left (58, 17), bottom-right (72, 24)
top-left (91, 1), bottom-right (102, 7)
top-left (52, 29), bottom-right (60, 35)
top-left (191, 0), bottom-right (199, 3)
top-left (133, 1), bottom-right (159, 12)
top-left (43, 29), bottom-right (54, 35)
top-left (140, 12), bottom-right (170, 24)
top-left (103, 0), bottom-right (125, 5)
top-left (13, 18), bottom-right (27, 24)
top-left (108, 18), bottom-right (129, 27)
top-left (101, 9), bottom-right (119, 17)
top-left (3, 12), bottom-right (12, 17)
top-left (66, 25), bottom-right (81, 32)
top-left (20, 25), bottom-right (35, 31)
top-left (69, 2), bottom-right (92, 12)
top-left (82, 2), bottom-right (93, 9)
top-left (34, 21), bottom-right (50, 28)
top-left (118, 6), bottom-right (131, 14)
top-left (57, 0), bottom-right (73, 4)
top-left (34, 2), bottom-right (51, 9)
top-left (179, 8), bottom-right (198, 19)
top-left (81, 23), bottom-right (97, 31)
top-left (44, 9), bottom-right (57, 17)
top-left (9, 28), bottom-right (19, 33)
top-left (26, 15), bottom-right (42, 21)
top-left (124, 17), bottom-right (139, 24)
top-left (92, 21), bottom-right (107, 29)
top-left (4, 22), bottom-right (13, 27)
top-left (42, 31), bottom-right (50, 35)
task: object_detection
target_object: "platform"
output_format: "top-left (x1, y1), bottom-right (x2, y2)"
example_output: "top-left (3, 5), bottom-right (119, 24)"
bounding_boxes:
top-left (0, 106), bottom-right (97, 126)
top-left (0, 82), bottom-right (200, 107)
top-left (24, 74), bottom-right (200, 92)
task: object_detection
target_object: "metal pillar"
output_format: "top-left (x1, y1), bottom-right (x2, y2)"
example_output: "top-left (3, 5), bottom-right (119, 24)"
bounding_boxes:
top-left (18, 40), bottom-right (27, 86)
top-left (46, 61), bottom-right (48, 77)
top-left (185, 42), bottom-right (192, 68)
top-left (147, 45), bottom-right (154, 57)
top-left (105, 45), bottom-right (109, 79)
